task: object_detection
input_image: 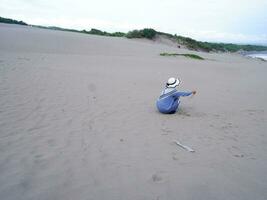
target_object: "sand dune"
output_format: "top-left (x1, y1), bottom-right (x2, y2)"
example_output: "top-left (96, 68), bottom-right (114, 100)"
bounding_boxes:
top-left (0, 23), bottom-right (267, 200)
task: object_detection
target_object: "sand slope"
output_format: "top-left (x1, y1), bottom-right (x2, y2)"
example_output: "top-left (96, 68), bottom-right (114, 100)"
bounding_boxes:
top-left (0, 23), bottom-right (267, 200)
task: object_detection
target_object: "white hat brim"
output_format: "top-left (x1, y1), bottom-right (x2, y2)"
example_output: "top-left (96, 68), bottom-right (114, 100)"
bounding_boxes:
top-left (167, 78), bottom-right (180, 88)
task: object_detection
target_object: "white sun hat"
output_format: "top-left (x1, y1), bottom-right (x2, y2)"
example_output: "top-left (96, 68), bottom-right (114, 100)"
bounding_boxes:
top-left (166, 77), bottom-right (180, 88)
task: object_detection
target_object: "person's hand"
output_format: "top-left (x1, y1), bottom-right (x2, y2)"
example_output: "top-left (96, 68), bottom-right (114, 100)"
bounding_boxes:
top-left (192, 90), bottom-right (196, 95)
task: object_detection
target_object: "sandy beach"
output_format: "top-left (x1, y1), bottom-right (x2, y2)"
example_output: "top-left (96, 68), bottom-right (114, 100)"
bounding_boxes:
top-left (0, 23), bottom-right (267, 200)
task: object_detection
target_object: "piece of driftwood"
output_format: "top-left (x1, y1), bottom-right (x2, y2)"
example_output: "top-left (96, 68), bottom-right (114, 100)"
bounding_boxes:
top-left (174, 140), bottom-right (195, 152)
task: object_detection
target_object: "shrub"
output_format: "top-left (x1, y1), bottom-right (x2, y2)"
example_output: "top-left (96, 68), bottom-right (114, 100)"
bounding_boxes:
top-left (142, 28), bottom-right (157, 39)
top-left (126, 30), bottom-right (143, 38)
top-left (126, 28), bottom-right (157, 39)
top-left (0, 16), bottom-right (27, 25)
top-left (88, 28), bottom-right (106, 35)
top-left (110, 32), bottom-right (126, 37)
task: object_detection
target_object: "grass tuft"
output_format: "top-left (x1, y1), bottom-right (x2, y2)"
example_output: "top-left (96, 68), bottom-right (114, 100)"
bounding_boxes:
top-left (160, 53), bottom-right (204, 60)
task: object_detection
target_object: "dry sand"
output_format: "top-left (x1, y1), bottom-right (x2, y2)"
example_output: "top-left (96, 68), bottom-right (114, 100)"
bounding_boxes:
top-left (0, 23), bottom-right (267, 200)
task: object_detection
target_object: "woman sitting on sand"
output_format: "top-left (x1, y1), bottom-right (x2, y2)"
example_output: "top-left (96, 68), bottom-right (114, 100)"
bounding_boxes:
top-left (156, 77), bottom-right (196, 114)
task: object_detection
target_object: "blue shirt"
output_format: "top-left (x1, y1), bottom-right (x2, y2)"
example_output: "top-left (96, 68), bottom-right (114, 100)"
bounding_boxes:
top-left (156, 88), bottom-right (192, 114)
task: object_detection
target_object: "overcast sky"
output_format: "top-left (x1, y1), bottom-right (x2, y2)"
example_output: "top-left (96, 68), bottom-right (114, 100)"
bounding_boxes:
top-left (1, 0), bottom-right (267, 44)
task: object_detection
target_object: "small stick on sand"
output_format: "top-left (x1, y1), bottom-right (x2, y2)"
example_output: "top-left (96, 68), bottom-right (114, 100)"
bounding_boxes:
top-left (174, 140), bottom-right (195, 152)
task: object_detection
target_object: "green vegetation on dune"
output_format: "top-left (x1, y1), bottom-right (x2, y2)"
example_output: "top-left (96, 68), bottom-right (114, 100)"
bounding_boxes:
top-left (32, 26), bottom-right (126, 37)
top-left (158, 32), bottom-right (267, 52)
top-left (0, 16), bottom-right (27, 25)
top-left (83, 28), bottom-right (126, 37)
top-left (160, 53), bottom-right (204, 60)
top-left (1, 16), bottom-right (267, 53)
top-left (126, 29), bottom-right (267, 52)
top-left (126, 28), bottom-right (157, 39)
top-left (174, 35), bottom-right (267, 52)
top-left (33, 25), bottom-right (81, 33)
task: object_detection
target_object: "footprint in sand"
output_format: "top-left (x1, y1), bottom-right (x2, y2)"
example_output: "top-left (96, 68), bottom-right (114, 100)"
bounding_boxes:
top-left (244, 109), bottom-right (265, 122)
top-left (18, 57), bottom-right (30, 61)
top-left (234, 154), bottom-right (244, 158)
top-left (177, 109), bottom-right (191, 117)
top-left (152, 174), bottom-right (163, 182)
top-left (88, 83), bottom-right (97, 101)
top-left (151, 172), bottom-right (167, 183)
top-left (161, 128), bottom-right (172, 135)
top-left (213, 114), bottom-right (220, 118)
top-left (172, 155), bottom-right (179, 160)
top-left (228, 146), bottom-right (245, 158)
top-left (47, 138), bottom-right (56, 147)
top-left (88, 83), bottom-right (96, 92)
top-left (220, 122), bottom-right (239, 133)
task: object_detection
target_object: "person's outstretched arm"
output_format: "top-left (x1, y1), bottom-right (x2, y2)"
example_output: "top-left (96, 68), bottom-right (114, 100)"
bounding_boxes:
top-left (173, 91), bottom-right (196, 98)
